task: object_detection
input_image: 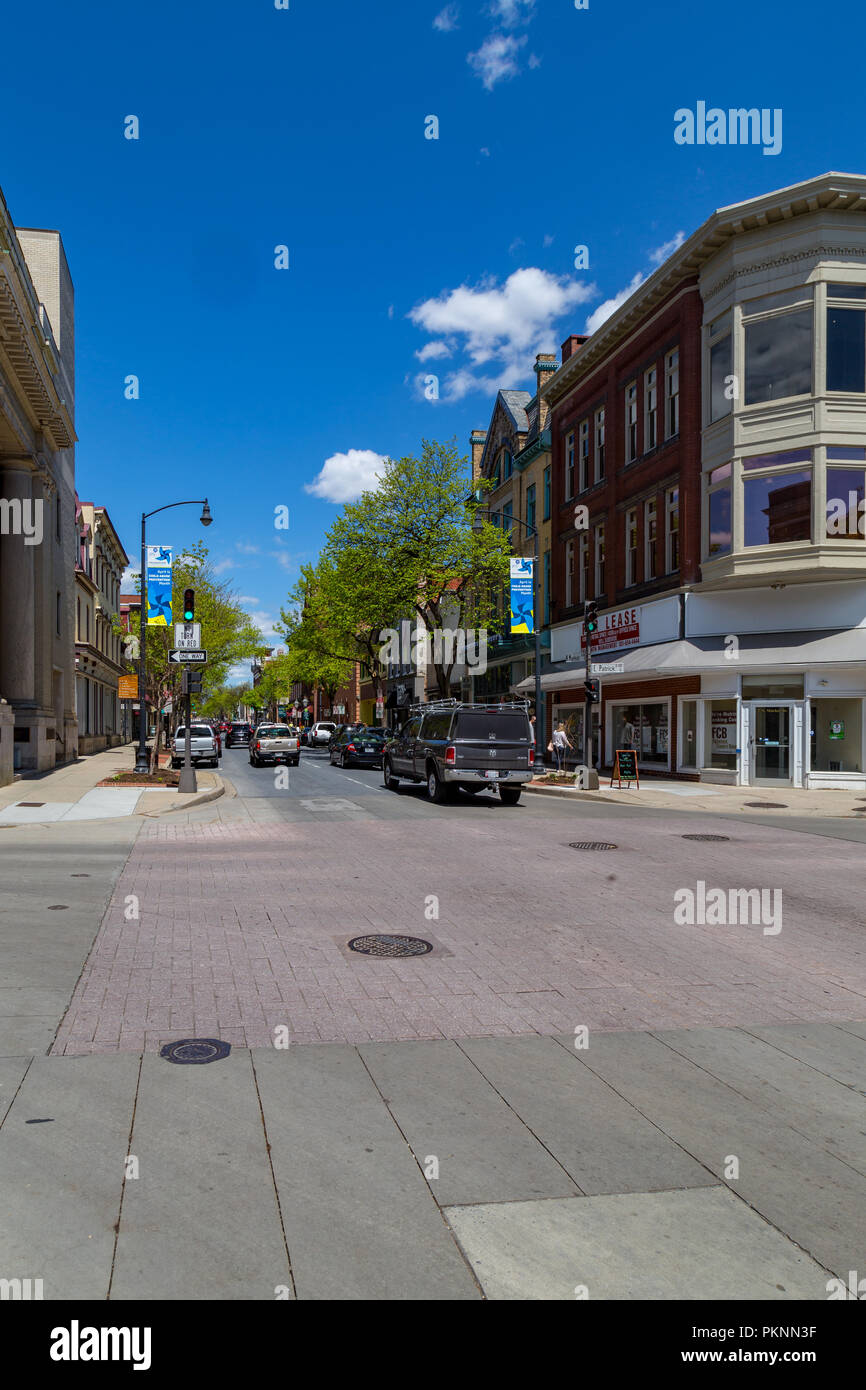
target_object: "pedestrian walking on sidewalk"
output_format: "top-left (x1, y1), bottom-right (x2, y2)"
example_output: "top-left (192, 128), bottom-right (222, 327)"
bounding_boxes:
top-left (550, 722), bottom-right (571, 772)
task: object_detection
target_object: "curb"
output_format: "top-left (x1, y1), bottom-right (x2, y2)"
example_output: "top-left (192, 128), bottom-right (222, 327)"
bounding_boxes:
top-left (524, 783), bottom-right (610, 803)
top-left (138, 776), bottom-right (226, 818)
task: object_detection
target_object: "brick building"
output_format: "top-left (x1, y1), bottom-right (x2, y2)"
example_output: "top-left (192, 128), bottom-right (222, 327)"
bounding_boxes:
top-left (521, 172), bottom-right (866, 790)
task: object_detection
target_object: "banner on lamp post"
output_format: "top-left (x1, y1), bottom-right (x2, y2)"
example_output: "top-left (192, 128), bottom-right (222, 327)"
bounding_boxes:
top-left (146, 545), bottom-right (173, 626)
top-left (509, 558), bottom-right (535, 635)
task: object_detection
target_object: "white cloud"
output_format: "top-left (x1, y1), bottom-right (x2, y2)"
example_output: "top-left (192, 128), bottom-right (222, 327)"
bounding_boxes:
top-left (305, 448), bottom-right (388, 503)
top-left (410, 265), bottom-right (598, 399)
top-left (584, 272), bottom-right (645, 335)
top-left (468, 33), bottom-right (526, 89)
top-left (237, 595), bottom-right (260, 605)
top-left (249, 610), bottom-right (282, 644)
top-left (416, 340), bottom-right (452, 362)
top-left (270, 550), bottom-right (295, 572)
top-left (487, 0), bottom-right (536, 26)
top-left (121, 566), bottom-right (138, 591)
top-left (212, 557), bottom-right (236, 575)
top-left (235, 542), bottom-right (261, 554)
top-left (583, 233), bottom-right (688, 335)
top-left (543, 233), bottom-right (554, 247)
top-left (433, 3), bottom-right (460, 30)
top-left (528, 52), bottom-right (541, 69)
top-left (649, 231), bottom-right (686, 266)
top-left (387, 304), bottom-right (394, 318)
top-left (479, 147), bottom-right (490, 158)
top-left (508, 236), bottom-right (525, 255)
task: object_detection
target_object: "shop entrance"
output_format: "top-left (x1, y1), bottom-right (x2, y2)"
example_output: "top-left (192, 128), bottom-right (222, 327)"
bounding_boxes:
top-left (748, 703), bottom-right (794, 786)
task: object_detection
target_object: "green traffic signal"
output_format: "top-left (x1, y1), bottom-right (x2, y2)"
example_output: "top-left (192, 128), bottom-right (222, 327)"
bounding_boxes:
top-left (183, 588), bottom-right (195, 622)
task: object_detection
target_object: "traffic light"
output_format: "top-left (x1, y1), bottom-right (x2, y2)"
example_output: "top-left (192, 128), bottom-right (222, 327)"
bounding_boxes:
top-left (182, 588), bottom-right (195, 622)
top-left (183, 671), bottom-right (203, 695)
top-left (584, 600), bottom-right (598, 637)
top-left (584, 678), bottom-right (600, 704)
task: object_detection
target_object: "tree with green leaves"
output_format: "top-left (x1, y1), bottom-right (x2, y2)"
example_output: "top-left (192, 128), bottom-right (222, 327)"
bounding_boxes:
top-left (324, 439), bottom-right (510, 695)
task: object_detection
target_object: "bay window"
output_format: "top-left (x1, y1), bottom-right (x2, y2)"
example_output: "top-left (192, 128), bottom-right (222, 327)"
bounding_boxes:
top-left (826, 445), bottom-right (866, 539)
top-left (744, 304), bottom-right (812, 404)
top-left (826, 284), bottom-right (866, 393)
top-left (742, 448), bottom-right (811, 547)
top-left (706, 463), bottom-right (732, 558)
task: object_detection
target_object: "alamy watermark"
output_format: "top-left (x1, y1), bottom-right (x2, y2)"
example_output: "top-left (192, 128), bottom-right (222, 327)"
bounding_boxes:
top-left (674, 880), bottom-right (782, 935)
top-left (0, 497), bottom-right (42, 545)
top-left (674, 103), bottom-right (782, 156)
top-left (379, 620), bottom-right (488, 675)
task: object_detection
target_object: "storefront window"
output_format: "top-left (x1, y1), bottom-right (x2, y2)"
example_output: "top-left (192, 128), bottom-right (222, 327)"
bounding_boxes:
top-left (611, 701), bottom-right (669, 766)
top-left (810, 698), bottom-right (862, 773)
top-left (705, 699), bottom-right (737, 770)
top-left (742, 676), bottom-right (804, 699)
top-left (680, 700), bottom-right (697, 768)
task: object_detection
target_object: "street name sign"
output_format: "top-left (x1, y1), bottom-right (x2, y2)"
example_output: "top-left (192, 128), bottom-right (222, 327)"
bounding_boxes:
top-left (591, 662), bottom-right (625, 675)
top-left (169, 649), bottom-right (207, 664)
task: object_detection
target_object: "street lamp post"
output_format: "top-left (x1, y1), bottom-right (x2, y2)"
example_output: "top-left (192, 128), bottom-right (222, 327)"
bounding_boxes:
top-left (473, 504), bottom-right (544, 762)
top-left (135, 499), bottom-right (212, 775)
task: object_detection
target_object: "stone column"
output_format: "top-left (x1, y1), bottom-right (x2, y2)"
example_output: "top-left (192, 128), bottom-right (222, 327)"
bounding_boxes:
top-left (0, 462), bottom-right (37, 704)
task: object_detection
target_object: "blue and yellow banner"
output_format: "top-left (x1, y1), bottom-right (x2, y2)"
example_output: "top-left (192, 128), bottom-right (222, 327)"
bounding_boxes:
top-left (509, 557), bottom-right (535, 635)
top-left (146, 544), bottom-right (172, 626)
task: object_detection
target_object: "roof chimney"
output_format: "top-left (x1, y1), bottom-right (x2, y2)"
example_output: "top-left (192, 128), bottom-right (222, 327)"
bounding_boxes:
top-left (560, 333), bottom-right (589, 363)
top-left (470, 430), bottom-right (487, 483)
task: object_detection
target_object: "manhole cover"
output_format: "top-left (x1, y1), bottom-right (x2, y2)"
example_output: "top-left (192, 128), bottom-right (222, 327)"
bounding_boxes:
top-left (682, 834), bottom-right (730, 842)
top-left (160, 1038), bottom-right (231, 1064)
top-left (18, 802), bottom-right (45, 808)
top-left (744, 802), bottom-right (787, 809)
top-left (348, 934), bottom-right (433, 958)
top-left (569, 842), bottom-right (618, 851)
top-left (47, 905), bottom-right (68, 911)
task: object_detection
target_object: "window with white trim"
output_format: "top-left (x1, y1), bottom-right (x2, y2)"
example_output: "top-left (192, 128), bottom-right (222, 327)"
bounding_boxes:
top-left (644, 367), bottom-right (657, 451)
top-left (645, 498), bottom-right (657, 580)
top-left (565, 539), bottom-right (575, 608)
top-left (625, 507), bottom-right (638, 586)
top-left (665, 486), bottom-right (679, 573)
top-left (579, 531), bottom-right (589, 603)
top-left (594, 522), bottom-right (605, 595)
top-left (594, 407), bottom-right (605, 481)
top-left (665, 349), bottom-right (679, 438)
top-left (625, 381), bottom-right (638, 462)
top-left (565, 432), bottom-right (575, 499)
top-left (578, 419), bottom-right (589, 492)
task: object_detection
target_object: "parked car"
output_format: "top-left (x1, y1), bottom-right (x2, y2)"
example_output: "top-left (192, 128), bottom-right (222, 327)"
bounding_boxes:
top-left (249, 724), bottom-right (300, 767)
top-left (382, 701), bottom-right (534, 804)
top-left (171, 724), bottom-right (219, 769)
top-left (225, 722), bottom-right (253, 747)
top-left (329, 727), bottom-right (387, 768)
top-left (309, 721), bottom-right (337, 747)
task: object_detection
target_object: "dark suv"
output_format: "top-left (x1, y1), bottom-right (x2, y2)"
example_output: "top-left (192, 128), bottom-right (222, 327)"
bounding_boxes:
top-left (225, 722), bottom-right (253, 748)
top-left (383, 701), bottom-right (534, 805)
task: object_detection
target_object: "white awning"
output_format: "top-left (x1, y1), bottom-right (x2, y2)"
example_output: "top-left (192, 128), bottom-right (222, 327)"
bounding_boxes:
top-left (513, 628), bottom-right (866, 692)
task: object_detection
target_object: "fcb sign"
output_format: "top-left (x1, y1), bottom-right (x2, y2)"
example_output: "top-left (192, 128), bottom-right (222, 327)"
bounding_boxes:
top-left (146, 545), bottom-right (172, 626)
top-left (509, 557), bottom-right (534, 635)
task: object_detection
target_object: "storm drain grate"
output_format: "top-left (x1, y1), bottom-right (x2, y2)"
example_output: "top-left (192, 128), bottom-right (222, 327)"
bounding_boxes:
top-left (744, 802), bottom-right (787, 809)
top-left (682, 834), bottom-right (730, 842)
top-left (47, 905), bottom-right (68, 911)
top-left (160, 1038), bottom-right (231, 1065)
top-left (18, 802), bottom-right (45, 808)
top-left (569, 841), bottom-right (618, 851)
top-left (348, 934), bottom-right (433, 958)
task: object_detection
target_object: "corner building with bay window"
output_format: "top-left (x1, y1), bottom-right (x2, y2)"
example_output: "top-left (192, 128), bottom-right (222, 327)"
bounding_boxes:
top-left (531, 173), bottom-right (866, 790)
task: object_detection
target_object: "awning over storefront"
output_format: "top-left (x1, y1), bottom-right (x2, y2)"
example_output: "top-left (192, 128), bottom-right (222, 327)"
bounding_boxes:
top-left (514, 628), bottom-right (866, 693)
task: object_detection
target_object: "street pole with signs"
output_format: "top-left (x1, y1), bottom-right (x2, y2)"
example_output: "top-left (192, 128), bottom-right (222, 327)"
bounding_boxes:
top-left (135, 499), bottom-right (212, 774)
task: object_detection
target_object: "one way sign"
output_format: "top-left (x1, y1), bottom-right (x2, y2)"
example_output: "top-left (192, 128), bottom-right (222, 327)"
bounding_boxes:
top-left (169, 649), bottom-right (207, 664)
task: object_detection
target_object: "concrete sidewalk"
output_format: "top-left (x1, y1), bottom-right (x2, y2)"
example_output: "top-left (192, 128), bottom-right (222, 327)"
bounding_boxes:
top-left (0, 745), bottom-right (223, 824)
top-left (527, 775), bottom-right (866, 817)
top-left (0, 1027), bottom-right (861, 1299)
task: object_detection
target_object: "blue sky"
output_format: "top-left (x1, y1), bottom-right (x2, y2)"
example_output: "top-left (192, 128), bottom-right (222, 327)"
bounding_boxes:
top-left (3, 0), bottom-right (864, 678)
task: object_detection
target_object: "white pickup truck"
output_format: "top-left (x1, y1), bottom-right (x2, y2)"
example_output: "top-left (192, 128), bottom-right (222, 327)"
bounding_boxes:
top-left (249, 724), bottom-right (300, 768)
top-left (171, 724), bottom-right (219, 768)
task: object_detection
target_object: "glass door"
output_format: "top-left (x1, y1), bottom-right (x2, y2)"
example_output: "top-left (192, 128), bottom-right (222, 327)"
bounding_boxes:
top-left (749, 704), bottom-right (793, 785)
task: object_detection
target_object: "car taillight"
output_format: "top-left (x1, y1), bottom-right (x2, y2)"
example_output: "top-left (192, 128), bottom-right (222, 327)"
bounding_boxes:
top-left (256, 741), bottom-right (261, 750)
top-left (347, 743), bottom-right (356, 752)
top-left (445, 745), bottom-right (456, 766)
top-left (528, 748), bottom-right (534, 766)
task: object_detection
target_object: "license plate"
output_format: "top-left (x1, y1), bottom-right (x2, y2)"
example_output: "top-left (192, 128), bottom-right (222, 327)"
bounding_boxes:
top-left (484, 770), bottom-right (499, 779)
top-left (364, 746), bottom-right (375, 752)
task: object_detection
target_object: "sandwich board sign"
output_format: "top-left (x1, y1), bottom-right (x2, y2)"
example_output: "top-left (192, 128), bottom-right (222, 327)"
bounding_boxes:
top-left (610, 749), bottom-right (639, 788)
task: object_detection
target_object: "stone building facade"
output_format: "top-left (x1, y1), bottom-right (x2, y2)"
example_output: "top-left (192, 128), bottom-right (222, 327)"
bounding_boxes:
top-left (75, 502), bottom-right (130, 753)
top-left (0, 190), bottom-right (78, 779)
